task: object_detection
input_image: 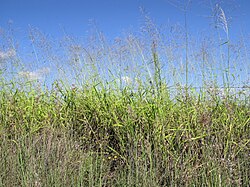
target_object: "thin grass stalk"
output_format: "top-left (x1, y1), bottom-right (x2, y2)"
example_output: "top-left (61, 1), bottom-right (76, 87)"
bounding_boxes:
top-left (151, 40), bottom-right (162, 96)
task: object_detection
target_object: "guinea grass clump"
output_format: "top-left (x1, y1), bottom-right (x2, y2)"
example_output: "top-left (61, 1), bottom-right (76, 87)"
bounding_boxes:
top-left (0, 8), bottom-right (249, 185)
top-left (0, 80), bottom-right (249, 186)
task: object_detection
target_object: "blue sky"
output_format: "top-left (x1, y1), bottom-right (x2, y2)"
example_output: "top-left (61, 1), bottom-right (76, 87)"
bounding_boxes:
top-left (0, 0), bottom-right (249, 89)
top-left (1, 0), bottom-right (250, 40)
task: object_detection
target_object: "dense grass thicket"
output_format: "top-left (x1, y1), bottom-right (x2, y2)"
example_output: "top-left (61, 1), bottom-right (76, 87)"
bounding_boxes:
top-left (0, 6), bottom-right (250, 186)
top-left (0, 82), bottom-right (249, 186)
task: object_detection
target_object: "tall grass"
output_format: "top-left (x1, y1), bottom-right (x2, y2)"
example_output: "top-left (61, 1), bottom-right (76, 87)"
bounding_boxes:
top-left (0, 7), bottom-right (249, 186)
top-left (0, 81), bottom-right (249, 186)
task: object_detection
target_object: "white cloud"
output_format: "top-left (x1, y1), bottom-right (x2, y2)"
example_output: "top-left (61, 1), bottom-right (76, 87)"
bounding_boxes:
top-left (0, 49), bottom-right (16, 60)
top-left (18, 67), bottom-right (50, 81)
top-left (121, 76), bottom-right (132, 84)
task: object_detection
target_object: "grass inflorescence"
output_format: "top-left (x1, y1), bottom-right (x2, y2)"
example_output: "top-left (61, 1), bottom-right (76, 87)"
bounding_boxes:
top-left (0, 6), bottom-right (250, 186)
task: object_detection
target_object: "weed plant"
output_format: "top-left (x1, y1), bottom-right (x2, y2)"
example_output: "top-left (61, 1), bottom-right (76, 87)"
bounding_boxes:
top-left (0, 8), bottom-right (249, 187)
top-left (0, 80), bottom-right (249, 186)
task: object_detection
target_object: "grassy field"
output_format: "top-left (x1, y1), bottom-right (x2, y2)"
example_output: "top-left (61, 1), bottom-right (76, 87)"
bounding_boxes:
top-left (0, 10), bottom-right (250, 186)
top-left (0, 78), bottom-right (249, 186)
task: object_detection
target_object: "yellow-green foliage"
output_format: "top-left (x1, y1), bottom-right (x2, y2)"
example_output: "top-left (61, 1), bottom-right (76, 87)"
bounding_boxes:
top-left (0, 81), bottom-right (249, 186)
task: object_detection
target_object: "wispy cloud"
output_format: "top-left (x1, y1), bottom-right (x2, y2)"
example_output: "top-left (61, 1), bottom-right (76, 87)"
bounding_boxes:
top-left (0, 49), bottom-right (16, 60)
top-left (121, 76), bottom-right (132, 85)
top-left (18, 67), bottom-right (50, 81)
